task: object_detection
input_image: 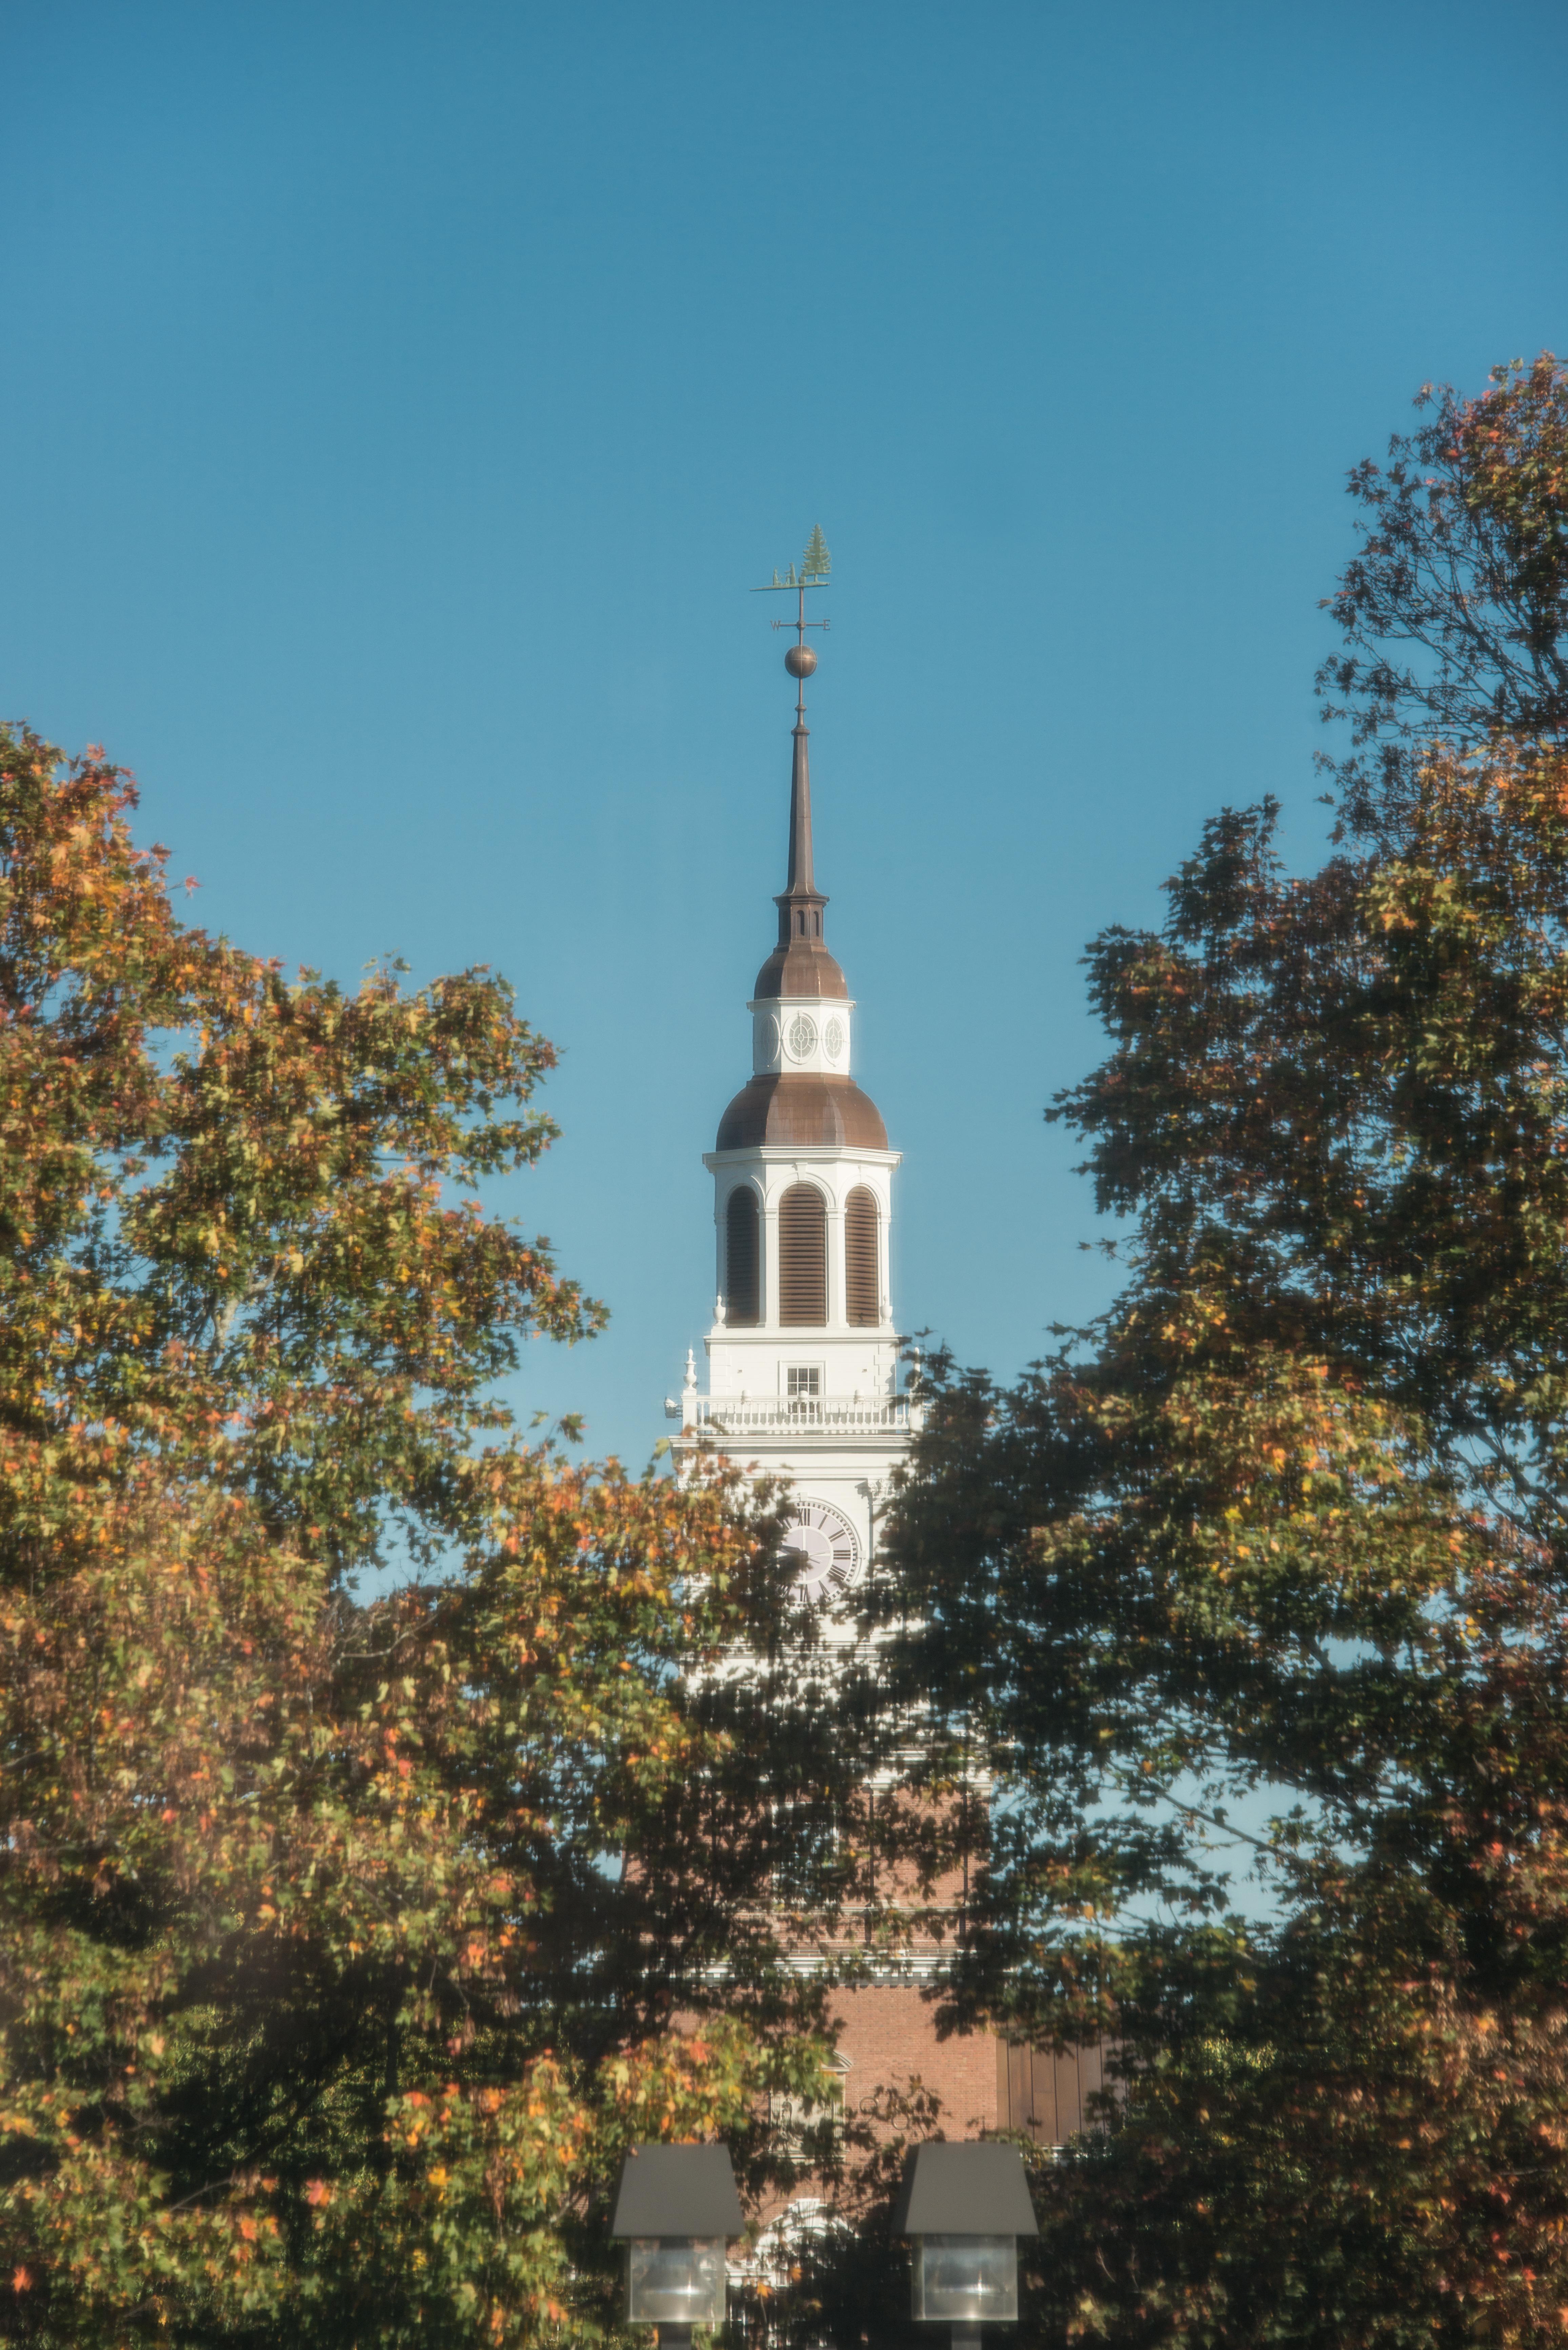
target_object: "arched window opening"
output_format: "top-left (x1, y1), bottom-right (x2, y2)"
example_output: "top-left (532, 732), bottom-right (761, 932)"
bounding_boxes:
top-left (725, 1188), bottom-right (760, 1326)
top-left (845, 1187), bottom-right (880, 1326)
top-left (778, 1184), bottom-right (827, 1326)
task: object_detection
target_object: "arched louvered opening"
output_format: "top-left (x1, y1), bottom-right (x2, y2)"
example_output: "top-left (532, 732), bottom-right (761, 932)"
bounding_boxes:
top-left (778, 1184), bottom-right (827, 1326)
top-left (725, 1187), bottom-right (761, 1326)
top-left (845, 1186), bottom-right (880, 1326)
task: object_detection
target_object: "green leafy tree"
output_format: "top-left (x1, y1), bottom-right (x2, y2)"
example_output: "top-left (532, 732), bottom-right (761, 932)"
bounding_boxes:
top-left (1319, 351), bottom-right (1568, 840)
top-left (1056, 735), bottom-right (1568, 1539)
top-left (866, 360), bottom-right (1568, 2347)
top-left (0, 725), bottom-right (847, 2347)
top-left (880, 1320), bottom-right (1568, 2345)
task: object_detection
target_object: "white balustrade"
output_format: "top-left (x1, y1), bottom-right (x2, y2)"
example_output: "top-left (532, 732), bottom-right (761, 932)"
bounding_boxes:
top-left (685, 1393), bottom-right (914, 1437)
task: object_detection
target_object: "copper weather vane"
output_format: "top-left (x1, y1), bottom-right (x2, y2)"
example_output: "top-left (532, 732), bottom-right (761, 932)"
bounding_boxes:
top-left (754, 526), bottom-right (832, 718)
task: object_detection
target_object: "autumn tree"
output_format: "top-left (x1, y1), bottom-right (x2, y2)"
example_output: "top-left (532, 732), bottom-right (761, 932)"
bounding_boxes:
top-left (1319, 350), bottom-right (1568, 840)
top-left (862, 358), bottom-right (1568, 2348)
top-left (0, 724), bottom-right (849, 2348)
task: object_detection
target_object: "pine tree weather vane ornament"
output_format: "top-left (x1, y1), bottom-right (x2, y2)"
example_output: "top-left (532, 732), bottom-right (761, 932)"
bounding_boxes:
top-left (755, 524), bottom-right (832, 718)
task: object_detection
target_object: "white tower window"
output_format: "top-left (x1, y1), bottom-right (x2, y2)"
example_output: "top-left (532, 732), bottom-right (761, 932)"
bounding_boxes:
top-left (725, 1188), bottom-right (761, 1326)
top-left (844, 1186), bottom-right (880, 1327)
top-left (778, 1184), bottom-right (827, 1325)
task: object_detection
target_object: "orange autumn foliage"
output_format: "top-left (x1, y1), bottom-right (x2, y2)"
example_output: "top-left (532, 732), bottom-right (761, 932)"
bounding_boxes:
top-left (0, 725), bottom-right (845, 2347)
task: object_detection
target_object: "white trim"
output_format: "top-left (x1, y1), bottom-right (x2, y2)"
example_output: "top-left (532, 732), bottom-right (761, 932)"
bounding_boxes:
top-left (706, 1145), bottom-right (901, 1170)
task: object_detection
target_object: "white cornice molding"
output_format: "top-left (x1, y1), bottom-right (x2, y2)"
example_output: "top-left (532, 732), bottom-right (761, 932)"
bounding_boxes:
top-left (704, 1144), bottom-right (902, 1171)
top-left (746, 994), bottom-right (858, 1014)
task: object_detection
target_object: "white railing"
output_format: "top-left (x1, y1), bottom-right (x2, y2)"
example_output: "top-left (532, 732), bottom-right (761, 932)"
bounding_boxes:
top-left (685, 1393), bottom-right (915, 1438)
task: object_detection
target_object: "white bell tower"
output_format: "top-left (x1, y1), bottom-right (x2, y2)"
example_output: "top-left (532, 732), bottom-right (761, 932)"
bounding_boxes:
top-left (665, 545), bottom-right (1005, 2151)
top-left (669, 551), bottom-right (918, 1608)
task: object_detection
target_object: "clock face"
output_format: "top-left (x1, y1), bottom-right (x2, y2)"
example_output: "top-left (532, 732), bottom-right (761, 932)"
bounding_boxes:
top-left (780, 1499), bottom-right (861, 1605)
top-left (823, 1016), bottom-right (845, 1061)
top-left (786, 1013), bottom-right (818, 1060)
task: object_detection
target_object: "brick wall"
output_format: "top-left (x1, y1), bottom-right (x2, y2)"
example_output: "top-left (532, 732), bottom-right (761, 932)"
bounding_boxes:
top-left (830, 1982), bottom-right (998, 2139)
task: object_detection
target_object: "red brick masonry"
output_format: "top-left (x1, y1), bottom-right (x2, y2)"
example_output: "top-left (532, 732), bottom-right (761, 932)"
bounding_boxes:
top-left (830, 1983), bottom-right (999, 2138)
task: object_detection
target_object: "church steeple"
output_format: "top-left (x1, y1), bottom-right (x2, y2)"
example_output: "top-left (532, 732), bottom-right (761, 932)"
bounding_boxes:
top-left (682, 536), bottom-right (905, 1534)
top-left (720, 535), bottom-right (883, 1151)
top-left (784, 714), bottom-right (820, 896)
top-left (669, 544), bottom-right (998, 2169)
top-left (687, 533), bottom-right (903, 1398)
top-left (752, 548), bottom-right (847, 1004)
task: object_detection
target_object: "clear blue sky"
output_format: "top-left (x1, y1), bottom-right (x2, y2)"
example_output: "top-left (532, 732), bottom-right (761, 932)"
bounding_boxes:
top-left (4, 0), bottom-right (1566, 1469)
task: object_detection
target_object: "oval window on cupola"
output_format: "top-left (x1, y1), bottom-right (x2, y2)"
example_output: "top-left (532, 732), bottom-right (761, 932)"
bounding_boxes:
top-left (725, 1187), bottom-right (760, 1326)
top-left (778, 1184), bottom-right (827, 1326)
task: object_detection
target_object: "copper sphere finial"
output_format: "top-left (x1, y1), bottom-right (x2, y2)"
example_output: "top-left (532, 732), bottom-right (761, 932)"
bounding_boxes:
top-left (785, 643), bottom-right (818, 680)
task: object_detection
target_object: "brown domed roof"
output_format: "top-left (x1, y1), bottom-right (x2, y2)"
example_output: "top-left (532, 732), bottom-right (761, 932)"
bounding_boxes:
top-left (716, 1072), bottom-right (888, 1152)
top-left (753, 937), bottom-right (848, 1001)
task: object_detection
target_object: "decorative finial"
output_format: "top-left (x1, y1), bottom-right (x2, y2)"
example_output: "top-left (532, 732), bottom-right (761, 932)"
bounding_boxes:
top-left (752, 531), bottom-right (835, 967)
top-left (753, 527), bottom-right (832, 722)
